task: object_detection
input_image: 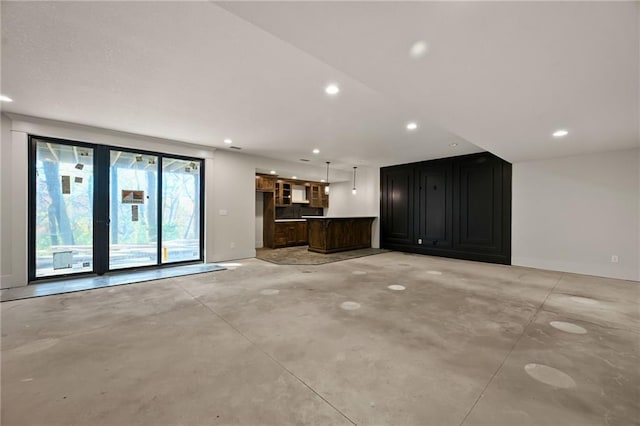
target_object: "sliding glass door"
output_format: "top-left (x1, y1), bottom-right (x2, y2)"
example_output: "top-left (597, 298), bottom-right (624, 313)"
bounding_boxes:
top-left (29, 136), bottom-right (204, 281)
top-left (32, 139), bottom-right (94, 278)
top-left (109, 150), bottom-right (159, 270)
top-left (162, 158), bottom-right (201, 263)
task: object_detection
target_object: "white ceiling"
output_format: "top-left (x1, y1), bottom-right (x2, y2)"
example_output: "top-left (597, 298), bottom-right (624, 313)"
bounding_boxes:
top-left (2, 1), bottom-right (638, 170)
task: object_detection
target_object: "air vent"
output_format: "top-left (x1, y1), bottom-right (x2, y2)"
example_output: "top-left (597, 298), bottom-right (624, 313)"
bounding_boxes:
top-left (230, 146), bottom-right (242, 150)
top-left (299, 159), bottom-right (310, 162)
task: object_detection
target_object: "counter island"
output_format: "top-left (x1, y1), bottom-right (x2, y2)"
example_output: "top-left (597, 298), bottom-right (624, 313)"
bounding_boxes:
top-left (301, 216), bottom-right (376, 254)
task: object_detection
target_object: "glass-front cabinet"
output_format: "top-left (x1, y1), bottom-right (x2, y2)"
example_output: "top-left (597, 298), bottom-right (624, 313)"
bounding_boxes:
top-left (275, 180), bottom-right (292, 206)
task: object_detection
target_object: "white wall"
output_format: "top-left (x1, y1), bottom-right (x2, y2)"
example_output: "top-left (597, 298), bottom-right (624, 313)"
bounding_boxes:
top-left (1, 115), bottom-right (29, 289)
top-left (325, 166), bottom-right (380, 248)
top-left (207, 149), bottom-right (351, 260)
top-left (0, 114), bottom-right (353, 287)
top-left (0, 113), bottom-right (15, 285)
top-left (512, 148), bottom-right (640, 281)
top-left (255, 192), bottom-right (264, 248)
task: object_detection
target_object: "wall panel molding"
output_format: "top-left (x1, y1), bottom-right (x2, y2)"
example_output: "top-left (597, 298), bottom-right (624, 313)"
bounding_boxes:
top-left (381, 152), bottom-right (512, 265)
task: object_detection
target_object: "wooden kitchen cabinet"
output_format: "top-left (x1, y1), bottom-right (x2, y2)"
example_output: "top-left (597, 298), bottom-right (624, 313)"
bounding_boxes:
top-left (309, 184), bottom-right (321, 208)
top-left (320, 185), bottom-right (329, 208)
top-left (256, 174), bottom-right (276, 192)
top-left (275, 181), bottom-right (292, 206)
top-left (274, 221), bottom-right (308, 248)
top-left (306, 216), bottom-right (375, 253)
top-left (258, 174), bottom-right (327, 248)
top-left (309, 184), bottom-right (329, 208)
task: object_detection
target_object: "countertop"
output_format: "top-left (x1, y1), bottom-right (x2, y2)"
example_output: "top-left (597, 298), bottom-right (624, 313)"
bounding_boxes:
top-left (301, 216), bottom-right (377, 219)
top-left (275, 216), bottom-right (376, 222)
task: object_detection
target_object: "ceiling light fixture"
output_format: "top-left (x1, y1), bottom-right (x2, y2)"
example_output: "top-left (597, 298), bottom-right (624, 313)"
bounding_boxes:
top-left (352, 167), bottom-right (357, 195)
top-left (223, 139), bottom-right (232, 144)
top-left (270, 170), bottom-right (277, 175)
top-left (313, 148), bottom-right (320, 154)
top-left (325, 84), bottom-right (340, 95)
top-left (552, 129), bottom-right (569, 138)
top-left (325, 162), bottom-right (331, 195)
top-left (320, 179), bottom-right (325, 183)
top-left (292, 176), bottom-right (297, 179)
top-left (0, 95), bottom-right (13, 102)
top-left (409, 41), bottom-right (429, 59)
top-left (406, 122), bottom-right (418, 131)
top-left (450, 143), bottom-right (458, 147)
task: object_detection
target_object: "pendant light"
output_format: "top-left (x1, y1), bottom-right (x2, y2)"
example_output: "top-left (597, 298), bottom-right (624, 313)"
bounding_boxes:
top-left (324, 161), bottom-right (330, 195)
top-left (352, 166), bottom-right (357, 195)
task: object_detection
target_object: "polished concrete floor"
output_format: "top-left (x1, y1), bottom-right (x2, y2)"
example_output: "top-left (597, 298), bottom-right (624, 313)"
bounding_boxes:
top-left (1, 263), bottom-right (226, 302)
top-left (1, 252), bottom-right (638, 425)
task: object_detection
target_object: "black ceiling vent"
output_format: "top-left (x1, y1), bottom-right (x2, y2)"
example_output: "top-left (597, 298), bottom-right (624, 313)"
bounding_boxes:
top-left (230, 146), bottom-right (242, 150)
top-left (299, 158), bottom-right (310, 162)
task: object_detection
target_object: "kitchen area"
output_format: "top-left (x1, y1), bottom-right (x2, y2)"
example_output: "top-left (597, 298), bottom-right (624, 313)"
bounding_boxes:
top-left (255, 172), bottom-right (376, 259)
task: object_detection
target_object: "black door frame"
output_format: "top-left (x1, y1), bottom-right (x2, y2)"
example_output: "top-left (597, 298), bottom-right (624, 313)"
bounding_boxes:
top-left (28, 135), bottom-right (206, 283)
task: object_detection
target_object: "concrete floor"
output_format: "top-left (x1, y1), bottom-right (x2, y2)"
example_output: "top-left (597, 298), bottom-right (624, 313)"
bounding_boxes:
top-left (1, 252), bottom-right (638, 425)
top-left (1, 263), bottom-right (226, 302)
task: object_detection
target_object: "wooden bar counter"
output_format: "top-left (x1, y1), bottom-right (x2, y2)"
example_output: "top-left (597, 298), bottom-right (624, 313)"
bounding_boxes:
top-left (302, 216), bottom-right (376, 254)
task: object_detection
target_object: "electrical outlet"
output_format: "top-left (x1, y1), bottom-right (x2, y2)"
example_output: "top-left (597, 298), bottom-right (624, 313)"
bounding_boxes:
top-left (418, 239), bottom-right (423, 245)
top-left (611, 255), bottom-right (619, 263)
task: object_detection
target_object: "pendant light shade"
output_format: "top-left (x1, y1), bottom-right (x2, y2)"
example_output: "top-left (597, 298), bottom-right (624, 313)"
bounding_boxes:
top-left (325, 161), bottom-right (330, 195)
top-left (352, 166), bottom-right (357, 195)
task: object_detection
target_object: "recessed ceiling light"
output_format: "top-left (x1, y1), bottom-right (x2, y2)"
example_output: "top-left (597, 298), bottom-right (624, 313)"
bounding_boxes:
top-left (552, 129), bottom-right (569, 138)
top-left (270, 170), bottom-right (277, 175)
top-left (292, 176), bottom-right (297, 179)
top-left (325, 84), bottom-right (340, 95)
top-left (320, 179), bottom-right (326, 183)
top-left (0, 95), bottom-right (13, 102)
top-left (409, 41), bottom-right (429, 59)
top-left (450, 143), bottom-right (458, 147)
top-left (406, 122), bottom-right (418, 131)
top-left (312, 148), bottom-right (320, 154)
top-left (223, 139), bottom-right (232, 144)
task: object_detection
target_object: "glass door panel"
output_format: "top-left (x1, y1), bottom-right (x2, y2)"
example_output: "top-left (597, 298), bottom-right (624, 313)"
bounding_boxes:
top-left (109, 151), bottom-right (158, 269)
top-left (162, 158), bottom-right (201, 263)
top-left (34, 140), bottom-right (94, 278)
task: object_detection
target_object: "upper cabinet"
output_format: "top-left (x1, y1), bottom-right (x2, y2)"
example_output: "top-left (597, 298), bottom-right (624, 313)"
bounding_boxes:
top-left (275, 180), bottom-right (292, 206)
top-left (260, 175), bottom-right (328, 208)
top-left (309, 183), bottom-right (329, 208)
top-left (256, 174), bottom-right (276, 192)
top-left (321, 185), bottom-right (329, 208)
